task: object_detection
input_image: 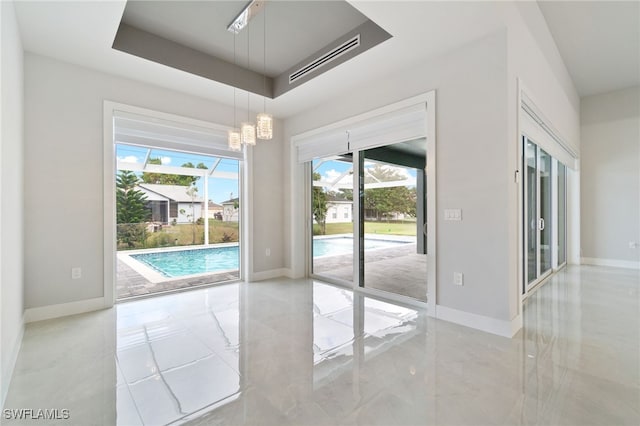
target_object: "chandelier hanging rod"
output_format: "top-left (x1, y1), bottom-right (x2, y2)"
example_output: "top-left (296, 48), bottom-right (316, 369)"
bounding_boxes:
top-left (227, 0), bottom-right (265, 34)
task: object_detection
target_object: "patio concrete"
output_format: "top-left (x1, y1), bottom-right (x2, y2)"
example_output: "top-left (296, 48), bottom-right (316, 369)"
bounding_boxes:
top-left (313, 243), bottom-right (427, 301)
top-left (117, 243), bottom-right (425, 301)
top-left (117, 258), bottom-right (239, 300)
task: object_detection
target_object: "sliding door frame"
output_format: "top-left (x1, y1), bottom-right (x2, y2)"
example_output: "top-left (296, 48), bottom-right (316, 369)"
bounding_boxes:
top-left (522, 136), bottom-right (554, 294)
top-left (518, 81), bottom-right (576, 302)
top-left (295, 92), bottom-right (437, 312)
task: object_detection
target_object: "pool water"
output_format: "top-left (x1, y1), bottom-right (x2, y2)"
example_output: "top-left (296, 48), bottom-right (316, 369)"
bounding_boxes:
top-left (130, 237), bottom-right (410, 279)
top-left (313, 237), bottom-right (409, 257)
top-left (132, 246), bottom-right (239, 278)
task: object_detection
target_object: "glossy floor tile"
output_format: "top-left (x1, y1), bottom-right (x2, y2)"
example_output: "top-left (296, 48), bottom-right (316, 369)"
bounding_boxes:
top-left (3, 265), bottom-right (639, 425)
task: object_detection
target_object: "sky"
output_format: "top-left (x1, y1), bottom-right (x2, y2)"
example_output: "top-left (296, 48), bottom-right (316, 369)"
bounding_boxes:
top-left (116, 144), bottom-right (239, 204)
top-left (115, 145), bottom-right (417, 203)
top-left (313, 158), bottom-right (417, 191)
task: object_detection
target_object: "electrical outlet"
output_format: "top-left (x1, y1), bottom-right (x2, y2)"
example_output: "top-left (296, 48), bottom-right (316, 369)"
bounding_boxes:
top-left (71, 267), bottom-right (82, 280)
top-left (629, 242), bottom-right (638, 249)
top-left (265, 248), bottom-right (271, 256)
top-left (453, 272), bottom-right (463, 286)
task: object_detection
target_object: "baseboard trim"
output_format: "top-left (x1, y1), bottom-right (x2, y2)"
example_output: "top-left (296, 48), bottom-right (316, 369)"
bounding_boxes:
top-left (250, 268), bottom-right (288, 282)
top-left (1, 315), bottom-right (25, 408)
top-left (581, 257), bottom-right (640, 270)
top-left (435, 304), bottom-right (521, 338)
top-left (24, 297), bottom-right (106, 324)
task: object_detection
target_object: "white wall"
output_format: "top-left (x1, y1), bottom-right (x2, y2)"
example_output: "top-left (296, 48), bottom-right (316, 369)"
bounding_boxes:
top-left (23, 54), bottom-right (284, 310)
top-left (509, 1), bottom-right (580, 147)
top-left (326, 202), bottom-right (352, 224)
top-left (176, 202), bottom-right (203, 224)
top-left (1, 0), bottom-right (25, 405)
top-left (581, 86), bottom-right (640, 267)
top-left (250, 118), bottom-right (284, 274)
top-left (285, 31), bottom-right (512, 325)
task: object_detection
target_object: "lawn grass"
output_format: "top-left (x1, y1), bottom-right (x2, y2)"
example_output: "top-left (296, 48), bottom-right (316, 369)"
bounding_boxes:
top-left (314, 221), bottom-right (416, 236)
top-left (364, 221), bottom-right (416, 236)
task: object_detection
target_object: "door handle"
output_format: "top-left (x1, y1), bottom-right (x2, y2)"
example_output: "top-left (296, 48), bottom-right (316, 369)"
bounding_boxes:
top-left (538, 218), bottom-right (545, 231)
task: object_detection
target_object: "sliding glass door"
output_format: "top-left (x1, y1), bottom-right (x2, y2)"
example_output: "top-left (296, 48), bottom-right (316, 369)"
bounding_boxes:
top-left (524, 137), bottom-right (552, 290)
top-left (539, 148), bottom-right (552, 276)
top-left (525, 140), bottom-right (538, 285)
top-left (557, 162), bottom-right (567, 266)
top-left (523, 136), bottom-right (567, 293)
top-left (310, 155), bottom-right (355, 284)
top-left (359, 141), bottom-right (427, 301)
top-left (302, 97), bottom-right (433, 304)
top-left (309, 142), bottom-right (428, 302)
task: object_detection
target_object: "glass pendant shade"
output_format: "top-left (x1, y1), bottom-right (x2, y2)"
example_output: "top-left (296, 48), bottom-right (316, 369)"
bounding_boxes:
top-left (256, 113), bottom-right (273, 140)
top-left (228, 129), bottom-right (242, 151)
top-left (241, 122), bottom-right (256, 146)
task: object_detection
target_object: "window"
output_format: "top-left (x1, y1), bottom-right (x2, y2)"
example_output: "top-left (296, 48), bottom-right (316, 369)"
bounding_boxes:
top-left (115, 143), bottom-right (240, 300)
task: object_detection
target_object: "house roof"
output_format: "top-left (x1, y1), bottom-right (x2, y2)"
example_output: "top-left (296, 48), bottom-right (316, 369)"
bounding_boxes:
top-left (138, 184), bottom-right (203, 203)
top-left (326, 193), bottom-right (352, 203)
top-left (208, 201), bottom-right (223, 209)
top-left (221, 197), bottom-right (239, 205)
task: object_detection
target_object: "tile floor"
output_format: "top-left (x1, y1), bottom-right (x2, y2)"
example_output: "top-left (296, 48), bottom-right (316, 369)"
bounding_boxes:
top-left (3, 265), bottom-right (639, 425)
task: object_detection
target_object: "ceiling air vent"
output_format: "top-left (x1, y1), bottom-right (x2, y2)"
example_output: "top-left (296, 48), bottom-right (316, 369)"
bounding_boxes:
top-left (289, 34), bottom-right (360, 84)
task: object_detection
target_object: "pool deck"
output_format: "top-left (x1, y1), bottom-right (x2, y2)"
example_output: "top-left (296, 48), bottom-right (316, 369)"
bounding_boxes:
top-left (117, 237), bottom-right (424, 301)
top-left (117, 257), bottom-right (239, 300)
top-left (313, 242), bottom-right (427, 301)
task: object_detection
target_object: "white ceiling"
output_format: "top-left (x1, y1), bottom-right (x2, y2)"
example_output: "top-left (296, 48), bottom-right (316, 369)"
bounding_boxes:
top-left (538, 1), bottom-right (640, 97)
top-left (121, 1), bottom-right (369, 77)
top-left (12, 1), bottom-right (639, 117)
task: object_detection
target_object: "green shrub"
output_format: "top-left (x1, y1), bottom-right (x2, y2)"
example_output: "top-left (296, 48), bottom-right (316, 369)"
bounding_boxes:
top-left (117, 223), bottom-right (147, 249)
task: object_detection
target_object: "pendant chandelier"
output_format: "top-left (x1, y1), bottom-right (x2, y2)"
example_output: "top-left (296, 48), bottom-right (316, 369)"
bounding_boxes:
top-left (256, 1), bottom-right (273, 140)
top-left (227, 0), bottom-right (272, 151)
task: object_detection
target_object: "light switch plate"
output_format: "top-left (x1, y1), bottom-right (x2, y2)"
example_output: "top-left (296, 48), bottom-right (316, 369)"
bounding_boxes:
top-left (445, 209), bottom-right (462, 221)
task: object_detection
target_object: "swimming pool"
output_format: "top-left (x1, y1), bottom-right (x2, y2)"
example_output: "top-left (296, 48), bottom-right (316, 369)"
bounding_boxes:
top-left (313, 237), bottom-right (410, 257)
top-left (131, 246), bottom-right (239, 278)
top-left (130, 237), bottom-right (411, 279)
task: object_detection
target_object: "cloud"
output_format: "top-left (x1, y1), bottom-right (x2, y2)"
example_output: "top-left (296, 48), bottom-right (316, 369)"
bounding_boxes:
top-left (324, 169), bottom-right (342, 181)
top-left (321, 168), bottom-right (352, 189)
top-left (117, 155), bottom-right (139, 163)
top-left (160, 156), bottom-right (172, 165)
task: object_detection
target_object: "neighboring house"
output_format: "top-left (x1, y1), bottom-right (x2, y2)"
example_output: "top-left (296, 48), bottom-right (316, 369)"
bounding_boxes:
top-left (220, 197), bottom-right (240, 222)
top-left (137, 184), bottom-right (204, 224)
top-left (325, 194), bottom-right (353, 224)
top-left (208, 200), bottom-right (223, 220)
